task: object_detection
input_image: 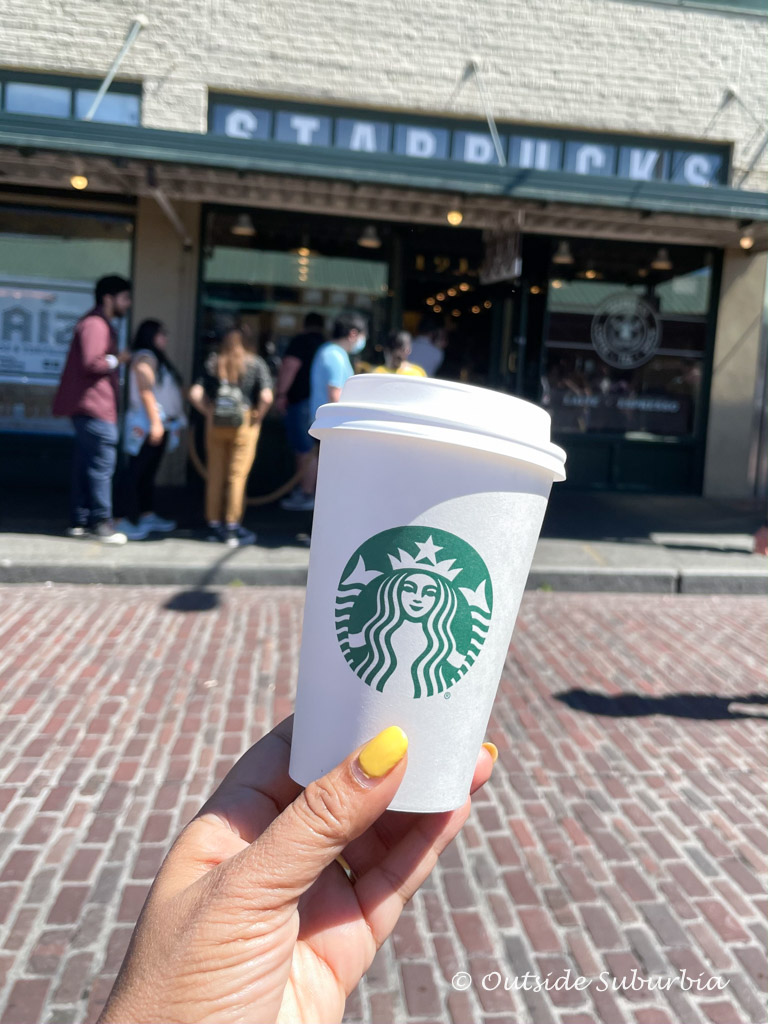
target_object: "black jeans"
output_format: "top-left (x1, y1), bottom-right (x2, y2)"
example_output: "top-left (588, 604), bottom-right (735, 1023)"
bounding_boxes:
top-left (117, 435), bottom-right (168, 523)
top-left (71, 416), bottom-right (119, 527)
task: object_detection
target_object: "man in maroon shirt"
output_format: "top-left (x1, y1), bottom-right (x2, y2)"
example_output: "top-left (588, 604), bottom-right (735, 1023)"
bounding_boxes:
top-left (53, 275), bottom-right (132, 543)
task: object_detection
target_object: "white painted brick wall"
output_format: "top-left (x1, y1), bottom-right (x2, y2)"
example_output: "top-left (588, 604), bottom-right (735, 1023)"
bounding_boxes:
top-left (2, 0), bottom-right (766, 189)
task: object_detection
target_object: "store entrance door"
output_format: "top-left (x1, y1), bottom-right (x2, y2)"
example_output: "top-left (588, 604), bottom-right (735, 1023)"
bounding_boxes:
top-left (398, 224), bottom-right (514, 390)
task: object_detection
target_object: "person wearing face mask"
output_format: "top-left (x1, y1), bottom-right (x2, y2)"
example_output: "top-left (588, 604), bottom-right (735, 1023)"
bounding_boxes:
top-left (283, 312), bottom-right (368, 514)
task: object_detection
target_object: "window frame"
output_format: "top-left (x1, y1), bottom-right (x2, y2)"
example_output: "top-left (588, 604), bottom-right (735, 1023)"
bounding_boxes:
top-left (0, 70), bottom-right (142, 125)
top-left (608, 0), bottom-right (766, 15)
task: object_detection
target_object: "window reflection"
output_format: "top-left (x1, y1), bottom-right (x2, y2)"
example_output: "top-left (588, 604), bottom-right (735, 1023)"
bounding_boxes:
top-left (542, 243), bottom-right (713, 439)
top-left (2, 77), bottom-right (141, 126)
top-left (74, 90), bottom-right (141, 126)
top-left (5, 83), bottom-right (70, 118)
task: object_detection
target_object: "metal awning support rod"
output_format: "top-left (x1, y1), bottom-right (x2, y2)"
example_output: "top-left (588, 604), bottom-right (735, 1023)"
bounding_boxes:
top-left (465, 59), bottom-right (506, 167)
top-left (83, 16), bottom-right (148, 122)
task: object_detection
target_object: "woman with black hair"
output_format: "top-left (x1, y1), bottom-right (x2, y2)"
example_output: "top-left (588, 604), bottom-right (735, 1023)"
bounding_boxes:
top-left (115, 319), bottom-right (186, 540)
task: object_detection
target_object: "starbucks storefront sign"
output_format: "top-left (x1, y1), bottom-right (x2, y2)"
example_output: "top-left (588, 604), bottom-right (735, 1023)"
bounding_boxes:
top-left (209, 95), bottom-right (730, 188)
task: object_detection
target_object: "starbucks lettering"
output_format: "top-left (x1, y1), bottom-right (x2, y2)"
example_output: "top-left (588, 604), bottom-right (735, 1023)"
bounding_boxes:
top-left (289, 376), bottom-right (566, 812)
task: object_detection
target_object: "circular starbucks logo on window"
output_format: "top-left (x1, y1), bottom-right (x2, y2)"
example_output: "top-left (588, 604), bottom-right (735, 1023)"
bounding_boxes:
top-left (591, 293), bottom-right (661, 369)
top-left (335, 526), bottom-right (493, 699)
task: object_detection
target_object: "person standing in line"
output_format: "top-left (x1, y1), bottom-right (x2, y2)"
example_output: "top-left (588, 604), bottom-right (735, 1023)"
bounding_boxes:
top-left (275, 312), bottom-right (325, 512)
top-left (52, 274), bottom-right (132, 544)
top-left (310, 312), bottom-right (367, 418)
top-left (114, 320), bottom-right (186, 541)
top-left (373, 331), bottom-right (428, 378)
top-left (279, 311), bottom-right (367, 520)
top-left (409, 316), bottom-right (448, 377)
top-left (280, 312), bottom-right (366, 519)
top-left (189, 326), bottom-right (273, 547)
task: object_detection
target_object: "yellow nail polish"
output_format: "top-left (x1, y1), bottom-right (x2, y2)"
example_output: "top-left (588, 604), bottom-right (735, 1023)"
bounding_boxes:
top-left (358, 726), bottom-right (408, 778)
top-left (482, 742), bottom-right (499, 764)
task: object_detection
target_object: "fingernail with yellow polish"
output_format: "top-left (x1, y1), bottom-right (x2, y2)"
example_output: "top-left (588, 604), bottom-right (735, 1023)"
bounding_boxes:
top-left (356, 726), bottom-right (408, 781)
top-left (482, 742), bottom-right (499, 764)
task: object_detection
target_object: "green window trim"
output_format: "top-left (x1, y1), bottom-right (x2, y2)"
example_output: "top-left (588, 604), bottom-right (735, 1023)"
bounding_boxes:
top-left (0, 114), bottom-right (766, 223)
top-left (610, 0), bottom-right (766, 15)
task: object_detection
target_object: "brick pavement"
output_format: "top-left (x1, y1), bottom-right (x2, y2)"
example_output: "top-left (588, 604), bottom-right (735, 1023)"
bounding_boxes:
top-left (0, 586), bottom-right (765, 1024)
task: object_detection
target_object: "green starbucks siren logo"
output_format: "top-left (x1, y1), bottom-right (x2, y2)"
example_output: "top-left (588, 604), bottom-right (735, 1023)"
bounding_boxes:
top-left (335, 526), bottom-right (493, 698)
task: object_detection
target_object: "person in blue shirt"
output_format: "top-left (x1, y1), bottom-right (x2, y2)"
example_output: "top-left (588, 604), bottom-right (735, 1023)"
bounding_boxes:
top-left (284, 312), bottom-right (367, 512)
top-left (310, 311), bottom-right (367, 419)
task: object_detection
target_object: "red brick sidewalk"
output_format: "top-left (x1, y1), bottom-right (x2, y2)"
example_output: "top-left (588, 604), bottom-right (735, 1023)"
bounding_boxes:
top-left (0, 587), bottom-right (765, 1024)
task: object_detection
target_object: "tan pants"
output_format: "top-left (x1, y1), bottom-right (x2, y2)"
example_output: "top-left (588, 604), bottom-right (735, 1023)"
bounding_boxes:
top-left (205, 421), bottom-right (260, 524)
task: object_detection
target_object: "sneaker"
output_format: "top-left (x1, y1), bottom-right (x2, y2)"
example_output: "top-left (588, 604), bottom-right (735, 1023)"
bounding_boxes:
top-left (225, 524), bottom-right (256, 547)
top-left (207, 524), bottom-right (229, 543)
top-left (279, 486), bottom-right (302, 509)
top-left (140, 512), bottom-right (177, 533)
top-left (280, 491), bottom-right (315, 512)
top-left (90, 522), bottom-right (128, 545)
top-left (115, 518), bottom-right (150, 541)
top-left (66, 526), bottom-right (88, 538)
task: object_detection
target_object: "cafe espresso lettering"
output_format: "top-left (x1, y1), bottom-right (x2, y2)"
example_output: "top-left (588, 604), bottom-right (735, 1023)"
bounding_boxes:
top-left (210, 97), bottom-right (728, 187)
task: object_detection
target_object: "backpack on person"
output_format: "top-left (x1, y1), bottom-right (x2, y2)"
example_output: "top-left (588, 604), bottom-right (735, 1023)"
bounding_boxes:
top-left (213, 379), bottom-right (245, 427)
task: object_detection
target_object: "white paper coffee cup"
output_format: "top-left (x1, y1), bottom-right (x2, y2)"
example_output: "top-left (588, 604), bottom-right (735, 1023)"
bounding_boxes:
top-left (289, 375), bottom-right (566, 813)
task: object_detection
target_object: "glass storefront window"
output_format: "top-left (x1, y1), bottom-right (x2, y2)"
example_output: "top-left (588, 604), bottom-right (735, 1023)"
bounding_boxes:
top-left (74, 89), bottom-right (141, 126)
top-left (541, 241), bottom-right (714, 439)
top-left (0, 206), bottom-right (133, 435)
top-left (197, 207), bottom-right (394, 498)
top-left (200, 208), bottom-right (391, 370)
top-left (5, 82), bottom-right (71, 118)
top-left (1, 74), bottom-right (141, 126)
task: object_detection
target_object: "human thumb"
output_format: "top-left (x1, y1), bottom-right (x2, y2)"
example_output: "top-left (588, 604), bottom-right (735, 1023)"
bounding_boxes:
top-left (225, 726), bottom-right (408, 906)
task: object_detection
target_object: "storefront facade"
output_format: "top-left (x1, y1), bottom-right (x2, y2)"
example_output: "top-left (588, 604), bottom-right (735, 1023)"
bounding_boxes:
top-left (1, 0), bottom-right (767, 497)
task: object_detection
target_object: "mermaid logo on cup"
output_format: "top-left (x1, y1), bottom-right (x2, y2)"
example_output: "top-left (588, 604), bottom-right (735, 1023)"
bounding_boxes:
top-left (335, 526), bottom-right (493, 698)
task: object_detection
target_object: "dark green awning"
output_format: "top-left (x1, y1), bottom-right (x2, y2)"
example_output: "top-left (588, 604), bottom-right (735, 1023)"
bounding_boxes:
top-left (1, 113), bottom-right (766, 222)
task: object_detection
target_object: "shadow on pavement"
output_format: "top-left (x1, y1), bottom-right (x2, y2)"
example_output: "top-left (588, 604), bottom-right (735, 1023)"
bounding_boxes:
top-left (540, 491), bottom-right (764, 542)
top-left (162, 545), bottom-right (243, 612)
top-left (554, 689), bottom-right (768, 720)
top-left (164, 590), bottom-right (220, 612)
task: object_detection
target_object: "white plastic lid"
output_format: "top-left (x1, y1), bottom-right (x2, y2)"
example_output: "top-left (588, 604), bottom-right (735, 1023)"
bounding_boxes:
top-left (311, 375), bottom-right (566, 481)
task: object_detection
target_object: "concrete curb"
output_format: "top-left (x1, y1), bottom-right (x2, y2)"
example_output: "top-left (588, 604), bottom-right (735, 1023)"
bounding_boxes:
top-left (1, 561), bottom-right (765, 593)
top-left (0, 562), bottom-right (310, 587)
top-left (526, 568), bottom-right (678, 593)
top-left (678, 570), bottom-right (768, 595)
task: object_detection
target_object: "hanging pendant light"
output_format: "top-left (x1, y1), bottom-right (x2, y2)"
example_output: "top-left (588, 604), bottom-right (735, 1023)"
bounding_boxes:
top-left (69, 157), bottom-right (88, 190)
top-left (581, 261), bottom-right (602, 280)
top-left (552, 241), bottom-right (574, 265)
top-left (651, 247), bottom-right (673, 271)
top-left (231, 213), bottom-right (256, 237)
top-left (357, 225), bottom-right (382, 249)
top-left (739, 225), bottom-right (755, 250)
